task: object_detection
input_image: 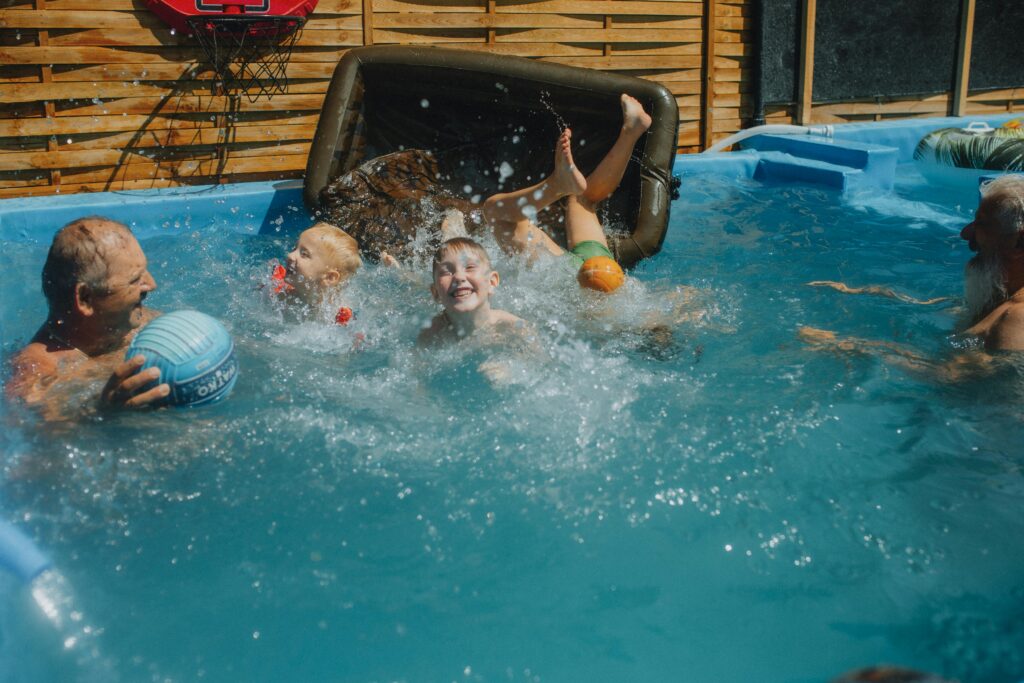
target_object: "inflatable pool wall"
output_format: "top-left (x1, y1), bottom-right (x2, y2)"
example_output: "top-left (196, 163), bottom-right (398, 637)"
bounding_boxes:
top-left (914, 119), bottom-right (1024, 185)
top-left (0, 521), bottom-right (50, 584)
top-left (305, 46), bottom-right (680, 268)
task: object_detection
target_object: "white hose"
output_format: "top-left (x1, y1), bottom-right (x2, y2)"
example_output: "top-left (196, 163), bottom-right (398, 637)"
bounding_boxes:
top-left (702, 124), bottom-right (834, 154)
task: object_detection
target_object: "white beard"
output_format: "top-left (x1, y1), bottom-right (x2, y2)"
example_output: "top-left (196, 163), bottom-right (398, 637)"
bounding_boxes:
top-left (964, 256), bottom-right (1006, 323)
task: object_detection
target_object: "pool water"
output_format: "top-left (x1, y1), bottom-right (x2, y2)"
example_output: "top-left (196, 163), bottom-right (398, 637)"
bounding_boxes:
top-left (2, 166), bottom-right (1023, 683)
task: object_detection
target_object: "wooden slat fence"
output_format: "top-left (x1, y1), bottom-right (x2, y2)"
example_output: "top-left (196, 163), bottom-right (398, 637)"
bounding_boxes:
top-left (0, 0), bottom-right (1020, 197)
top-left (0, 0), bottom-right (728, 196)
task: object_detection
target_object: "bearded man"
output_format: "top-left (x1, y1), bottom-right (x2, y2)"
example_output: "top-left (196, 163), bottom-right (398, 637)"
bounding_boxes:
top-left (960, 174), bottom-right (1024, 350)
top-left (6, 216), bottom-right (169, 417)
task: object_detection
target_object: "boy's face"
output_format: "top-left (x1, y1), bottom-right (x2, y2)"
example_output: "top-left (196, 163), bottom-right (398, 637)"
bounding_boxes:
top-left (285, 230), bottom-right (339, 297)
top-left (431, 248), bottom-right (499, 315)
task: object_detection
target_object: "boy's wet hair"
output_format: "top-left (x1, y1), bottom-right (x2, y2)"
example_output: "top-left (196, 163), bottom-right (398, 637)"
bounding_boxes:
top-left (432, 237), bottom-right (492, 271)
top-left (307, 222), bottom-right (362, 274)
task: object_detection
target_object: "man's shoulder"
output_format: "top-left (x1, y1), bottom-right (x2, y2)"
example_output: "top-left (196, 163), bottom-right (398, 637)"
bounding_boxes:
top-left (10, 341), bottom-right (60, 373)
top-left (985, 298), bottom-right (1024, 351)
top-left (6, 342), bottom-right (62, 402)
top-left (997, 298), bottom-right (1024, 327)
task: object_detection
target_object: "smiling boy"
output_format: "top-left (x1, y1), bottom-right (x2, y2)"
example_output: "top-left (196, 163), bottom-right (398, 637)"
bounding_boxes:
top-left (417, 237), bottom-right (524, 347)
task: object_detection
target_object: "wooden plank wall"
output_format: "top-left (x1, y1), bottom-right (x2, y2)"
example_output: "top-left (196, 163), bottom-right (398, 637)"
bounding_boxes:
top-left (0, 0), bottom-right (1020, 198)
top-left (0, 0), bottom-right (739, 197)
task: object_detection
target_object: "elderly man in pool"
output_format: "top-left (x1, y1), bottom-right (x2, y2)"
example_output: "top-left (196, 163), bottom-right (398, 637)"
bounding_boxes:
top-left (6, 216), bottom-right (169, 417)
top-left (800, 174), bottom-right (1024, 373)
top-left (958, 174), bottom-right (1024, 349)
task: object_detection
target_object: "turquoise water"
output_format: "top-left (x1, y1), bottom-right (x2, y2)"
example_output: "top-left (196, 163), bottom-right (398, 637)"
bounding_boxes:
top-left (2, 167), bottom-right (1023, 682)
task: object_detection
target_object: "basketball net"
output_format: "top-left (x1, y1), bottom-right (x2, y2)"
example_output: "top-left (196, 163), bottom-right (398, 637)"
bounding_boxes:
top-left (187, 15), bottom-right (303, 101)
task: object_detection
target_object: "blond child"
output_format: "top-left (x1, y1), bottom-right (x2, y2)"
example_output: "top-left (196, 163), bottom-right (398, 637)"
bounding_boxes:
top-left (275, 222), bottom-right (362, 324)
top-left (417, 237), bottom-right (525, 347)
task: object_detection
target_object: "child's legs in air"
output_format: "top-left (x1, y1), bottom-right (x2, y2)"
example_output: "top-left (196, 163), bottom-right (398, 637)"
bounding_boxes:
top-left (564, 94), bottom-right (652, 254)
top-left (482, 129), bottom-right (586, 255)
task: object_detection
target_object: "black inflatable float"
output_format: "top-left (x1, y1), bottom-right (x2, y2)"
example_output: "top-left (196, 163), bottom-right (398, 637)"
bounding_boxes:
top-left (304, 46), bottom-right (679, 268)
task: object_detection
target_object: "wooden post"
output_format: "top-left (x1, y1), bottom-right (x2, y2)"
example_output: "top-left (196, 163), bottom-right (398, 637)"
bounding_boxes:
top-left (487, 0), bottom-right (496, 46)
top-left (952, 0), bottom-right (976, 116)
top-left (34, 0), bottom-right (60, 190)
top-left (700, 0), bottom-right (716, 150)
top-left (362, 0), bottom-right (374, 46)
top-left (796, 0), bottom-right (816, 125)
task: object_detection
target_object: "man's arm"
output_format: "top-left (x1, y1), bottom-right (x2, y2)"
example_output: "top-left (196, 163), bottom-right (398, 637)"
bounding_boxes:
top-left (798, 326), bottom-right (1000, 382)
top-left (7, 346), bottom-right (169, 420)
top-left (806, 281), bottom-right (950, 306)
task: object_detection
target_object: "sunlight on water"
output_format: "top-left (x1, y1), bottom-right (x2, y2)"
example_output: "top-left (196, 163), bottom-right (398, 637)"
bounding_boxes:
top-left (1, 168), bottom-right (1023, 682)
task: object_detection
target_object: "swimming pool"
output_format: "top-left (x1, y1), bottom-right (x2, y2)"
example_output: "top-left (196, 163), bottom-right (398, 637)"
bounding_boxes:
top-left (1, 141), bottom-right (1023, 681)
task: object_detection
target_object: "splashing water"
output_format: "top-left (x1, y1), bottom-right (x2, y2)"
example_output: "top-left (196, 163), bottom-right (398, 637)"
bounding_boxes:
top-left (1, 169), bottom-right (1023, 682)
top-left (538, 90), bottom-right (568, 132)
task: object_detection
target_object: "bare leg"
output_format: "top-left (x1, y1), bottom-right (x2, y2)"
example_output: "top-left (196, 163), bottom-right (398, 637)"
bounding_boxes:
top-left (564, 95), bottom-right (652, 250)
top-left (583, 94), bottom-right (652, 204)
top-left (565, 195), bottom-right (608, 249)
top-left (482, 128), bottom-right (586, 225)
top-left (490, 218), bottom-right (565, 259)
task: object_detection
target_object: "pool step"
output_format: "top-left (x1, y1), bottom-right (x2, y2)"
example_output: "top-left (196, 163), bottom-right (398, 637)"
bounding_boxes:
top-left (741, 134), bottom-right (898, 192)
top-left (753, 152), bottom-right (863, 191)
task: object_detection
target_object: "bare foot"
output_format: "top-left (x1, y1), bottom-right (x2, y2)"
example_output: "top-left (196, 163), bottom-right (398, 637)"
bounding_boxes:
top-left (440, 208), bottom-right (468, 239)
top-left (621, 94), bottom-right (652, 137)
top-left (381, 252), bottom-right (400, 268)
top-left (551, 128), bottom-right (587, 197)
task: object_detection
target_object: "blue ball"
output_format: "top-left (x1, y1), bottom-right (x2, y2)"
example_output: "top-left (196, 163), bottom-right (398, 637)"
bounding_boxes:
top-left (126, 310), bottom-right (239, 407)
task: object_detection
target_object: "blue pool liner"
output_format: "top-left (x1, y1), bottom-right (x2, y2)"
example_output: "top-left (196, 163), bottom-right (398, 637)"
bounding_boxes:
top-left (0, 521), bottom-right (51, 584)
top-left (0, 180), bottom-right (310, 244)
top-left (675, 113), bottom-right (1022, 193)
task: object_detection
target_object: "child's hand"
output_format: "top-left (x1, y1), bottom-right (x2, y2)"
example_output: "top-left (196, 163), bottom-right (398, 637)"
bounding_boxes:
top-left (478, 358), bottom-right (513, 386)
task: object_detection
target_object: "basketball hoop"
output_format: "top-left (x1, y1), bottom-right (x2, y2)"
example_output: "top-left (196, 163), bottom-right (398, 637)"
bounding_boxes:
top-left (145, 0), bottom-right (317, 101)
top-left (187, 15), bottom-right (303, 101)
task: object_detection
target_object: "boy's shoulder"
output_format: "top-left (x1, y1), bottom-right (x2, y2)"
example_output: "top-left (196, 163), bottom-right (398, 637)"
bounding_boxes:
top-left (490, 309), bottom-right (526, 329)
top-left (416, 312), bottom-right (454, 347)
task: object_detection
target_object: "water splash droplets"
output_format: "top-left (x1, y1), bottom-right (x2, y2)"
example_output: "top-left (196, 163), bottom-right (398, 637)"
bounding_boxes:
top-left (539, 90), bottom-right (567, 131)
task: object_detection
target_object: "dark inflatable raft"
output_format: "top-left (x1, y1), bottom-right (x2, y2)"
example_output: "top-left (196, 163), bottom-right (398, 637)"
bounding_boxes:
top-left (304, 45), bottom-right (679, 268)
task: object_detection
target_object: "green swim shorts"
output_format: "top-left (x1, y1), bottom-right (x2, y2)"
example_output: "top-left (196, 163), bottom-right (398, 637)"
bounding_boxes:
top-left (564, 240), bottom-right (614, 270)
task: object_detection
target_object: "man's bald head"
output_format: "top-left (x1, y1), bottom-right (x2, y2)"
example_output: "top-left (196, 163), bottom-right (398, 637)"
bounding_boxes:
top-left (979, 175), bottom-right (1024, 242)
top-left (41, 216), bottom-right (136, 316)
